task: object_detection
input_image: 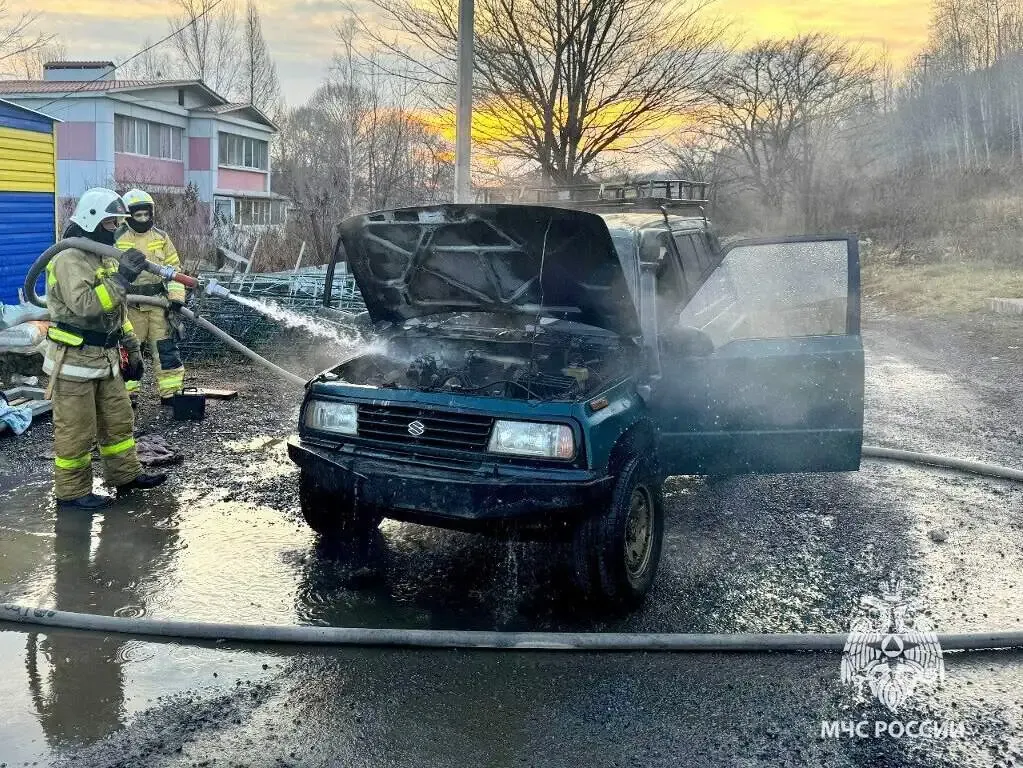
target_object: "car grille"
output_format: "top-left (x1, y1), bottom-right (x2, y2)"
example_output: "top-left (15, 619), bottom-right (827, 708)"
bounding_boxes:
top-left (356, 404), bottom-right (494, 452)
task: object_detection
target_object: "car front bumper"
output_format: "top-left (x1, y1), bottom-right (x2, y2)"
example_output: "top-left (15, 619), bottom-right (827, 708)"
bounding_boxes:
top-left (287, 437), bottom-right (613, 532)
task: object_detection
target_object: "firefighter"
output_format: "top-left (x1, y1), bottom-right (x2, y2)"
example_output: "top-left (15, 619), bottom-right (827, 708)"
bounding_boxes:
top-left (44, 188), bottom-right (167, 510)
top-left (116, 188), bottom-right (187, 404)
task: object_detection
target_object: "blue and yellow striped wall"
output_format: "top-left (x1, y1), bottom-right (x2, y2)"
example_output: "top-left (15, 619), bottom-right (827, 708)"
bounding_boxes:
top-left (0, 99), bottom-right (57, 305)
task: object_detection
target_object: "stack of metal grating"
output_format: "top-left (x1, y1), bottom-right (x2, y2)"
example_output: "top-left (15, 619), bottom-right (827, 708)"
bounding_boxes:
top-left (177, 266), bottom-right (366, 359)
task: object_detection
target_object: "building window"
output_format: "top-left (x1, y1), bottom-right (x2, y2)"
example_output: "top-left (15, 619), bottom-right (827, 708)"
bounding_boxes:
top-left (214, 197), bottom-right (286, 227)
top-left (213, 196), bottom-right (235, 225)
top-left (114, 115), bottom-right (182, 159)
top-left (235, 198), bottom-right (272, 226)
top-left (218, 132), bottom-right (268, 170)
top-left (114, 115), bottom-right (183, 160)
top-left (157, 124), bottom-right (181, 160)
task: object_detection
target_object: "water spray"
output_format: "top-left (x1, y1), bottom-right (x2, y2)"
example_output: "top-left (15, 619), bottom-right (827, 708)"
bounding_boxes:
top-left (136, 264), bottom-right (369, 357)
top-left (23, 239), bottom-right (377, 388)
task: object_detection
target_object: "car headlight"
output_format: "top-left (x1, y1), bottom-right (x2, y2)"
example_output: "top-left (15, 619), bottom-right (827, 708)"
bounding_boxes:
top-left (487, 420), bottom-right (575, 459)
top-left (305, 400), bottom-right (357, 436)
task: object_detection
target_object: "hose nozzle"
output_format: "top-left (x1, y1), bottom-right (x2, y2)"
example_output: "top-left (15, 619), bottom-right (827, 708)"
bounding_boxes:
top-left (144, 258), bottom-right (231, 299)
top-left (203, 278), bottom-right (231, 299)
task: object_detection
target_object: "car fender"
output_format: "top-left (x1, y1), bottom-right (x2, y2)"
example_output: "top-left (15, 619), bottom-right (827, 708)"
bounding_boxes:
top-left (606, 415), bottom-right (658, 478)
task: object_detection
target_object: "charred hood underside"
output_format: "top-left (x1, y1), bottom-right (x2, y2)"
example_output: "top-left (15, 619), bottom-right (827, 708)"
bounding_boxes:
top-left (337, 204), bottom-right (641, 338)
top-left (332, 332), bottom-right (638, 402)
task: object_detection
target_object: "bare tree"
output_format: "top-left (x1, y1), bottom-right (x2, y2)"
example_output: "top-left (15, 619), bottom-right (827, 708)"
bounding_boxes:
top-left (273, 25), bottom-right (452, 263)
top-left (242, 0), bottom-right (282, 114)
top-left (703, 34), bottom-right (875, 227)
top-left (119, 39), bottom-right (179, 80)
top-left (274, 104), bottom-right (342, 264)
top-left (903, 0), bottom-right (1023, 170)
top-left (5, 40), bottom-right (65, 79)
top-left (661, 131), bottom-right (727, 210)
top-left (356, 0), bottom-right (727, 183)
top-left (665, 132), bottom-right (719, 183)
top-left (168, 0), bottom-right (242, 99)
top-left (0, 0), bottom-right (53, 76)
top-left (875, 43), bottom-right (897, 115)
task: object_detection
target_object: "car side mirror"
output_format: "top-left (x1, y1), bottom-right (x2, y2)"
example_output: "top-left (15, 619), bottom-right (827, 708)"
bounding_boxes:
top-left (660, 323), bottom-right (714, 356)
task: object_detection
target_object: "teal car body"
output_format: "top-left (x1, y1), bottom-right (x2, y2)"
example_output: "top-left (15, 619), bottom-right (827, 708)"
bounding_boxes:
top-left (287, 201), bottom-right (864, 602)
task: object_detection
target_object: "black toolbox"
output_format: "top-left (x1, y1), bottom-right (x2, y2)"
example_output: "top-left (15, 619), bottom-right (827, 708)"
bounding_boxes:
top-left (172, 387), bottom-right (206, 420)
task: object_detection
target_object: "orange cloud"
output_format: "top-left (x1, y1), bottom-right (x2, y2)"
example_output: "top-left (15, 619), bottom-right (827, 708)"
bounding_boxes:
top-left (4, 0), bottom-right (933, 108)
top-left (718, 0), bottom-right (931, 67)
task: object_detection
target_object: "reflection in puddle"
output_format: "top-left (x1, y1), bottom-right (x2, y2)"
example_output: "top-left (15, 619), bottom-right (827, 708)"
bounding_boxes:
top-left (12, 629), bottom-right (281, 759)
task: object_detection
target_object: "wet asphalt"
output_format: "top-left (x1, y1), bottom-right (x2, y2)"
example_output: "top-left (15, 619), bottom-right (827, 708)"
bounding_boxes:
top-left (1, 309), bottom-right (1022, 767)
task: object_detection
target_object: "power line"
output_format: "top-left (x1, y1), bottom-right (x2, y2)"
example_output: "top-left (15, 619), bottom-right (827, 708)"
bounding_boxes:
top-left (34, 0), bottom-right (230, 112)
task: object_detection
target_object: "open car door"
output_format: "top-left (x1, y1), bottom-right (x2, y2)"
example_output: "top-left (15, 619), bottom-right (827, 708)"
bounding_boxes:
top-left (653, 235), bottom-right (864, 475)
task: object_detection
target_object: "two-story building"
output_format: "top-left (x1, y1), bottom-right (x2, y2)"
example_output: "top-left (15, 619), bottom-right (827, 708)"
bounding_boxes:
top-left (0, 61), bottom-right (286, 228)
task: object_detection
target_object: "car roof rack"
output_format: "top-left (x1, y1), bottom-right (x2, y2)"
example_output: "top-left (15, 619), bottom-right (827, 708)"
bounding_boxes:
top-left (478, 179), bottom-right (710, 214)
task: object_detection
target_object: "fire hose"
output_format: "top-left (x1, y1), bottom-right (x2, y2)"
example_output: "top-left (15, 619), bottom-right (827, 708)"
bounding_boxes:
top-left (2, 603), bottom-right (1023, 651)
top-left (9, 238), bottom-right (1023, 650)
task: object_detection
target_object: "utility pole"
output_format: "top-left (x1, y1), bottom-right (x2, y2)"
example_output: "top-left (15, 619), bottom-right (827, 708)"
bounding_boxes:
top-left (453, 0), bottom-right (474, 203)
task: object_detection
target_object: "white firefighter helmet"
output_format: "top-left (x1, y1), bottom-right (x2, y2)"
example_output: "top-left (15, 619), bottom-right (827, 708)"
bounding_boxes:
top-left (69, 188), bottom-right (129, 232)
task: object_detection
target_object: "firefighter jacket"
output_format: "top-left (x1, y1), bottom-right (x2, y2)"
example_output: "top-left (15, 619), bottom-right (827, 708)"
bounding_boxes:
top-left (42, 247), bottom-right (141, 382)
top-left (115, 226), bottom-right (186, 304)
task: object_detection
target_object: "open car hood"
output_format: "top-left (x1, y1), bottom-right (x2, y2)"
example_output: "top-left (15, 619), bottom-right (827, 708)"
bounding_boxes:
top-left (337, 204), bottom-right (641, 337)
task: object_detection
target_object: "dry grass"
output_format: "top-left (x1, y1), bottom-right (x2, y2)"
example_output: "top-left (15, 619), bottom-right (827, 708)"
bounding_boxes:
top-left (862, 253), bottom-right (1023, 316)
top-left (856, 180), bottom-right (1023, 316)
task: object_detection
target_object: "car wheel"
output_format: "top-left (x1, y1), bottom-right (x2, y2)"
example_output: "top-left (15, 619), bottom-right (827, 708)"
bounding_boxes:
top-left (571, 454), bottom-right (664, 607)
top-left (299, 470), bottom-right (383, 540)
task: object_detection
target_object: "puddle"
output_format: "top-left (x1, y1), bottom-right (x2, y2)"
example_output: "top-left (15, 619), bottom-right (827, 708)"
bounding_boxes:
top-left (0, 628), bottom-right (282, 764)
top-left (225, 435), bottom-right (287, 453)
top-left (1, 323), bottom-right (1022, 765)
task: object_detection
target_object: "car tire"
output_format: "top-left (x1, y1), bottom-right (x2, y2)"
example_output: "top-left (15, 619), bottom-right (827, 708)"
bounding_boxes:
top-left (571, 454), bottom-right (664, 607)
top-left (299, 470), bottom-right (383, 540)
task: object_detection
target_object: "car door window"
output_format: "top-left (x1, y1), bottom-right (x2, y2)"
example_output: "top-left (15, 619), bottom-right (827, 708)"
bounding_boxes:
top-left (654, 234), bottom-right (686, 327)
top-left (671, 233), bottom-right (701, 292)
top-left (679, 239), bottom-right (849, 346)
top-left (689, 234), bottom-right (717, 275)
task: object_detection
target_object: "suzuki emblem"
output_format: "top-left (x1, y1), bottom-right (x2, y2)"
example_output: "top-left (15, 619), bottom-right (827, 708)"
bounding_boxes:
top-left (408, 420), bottom-right (426, 436)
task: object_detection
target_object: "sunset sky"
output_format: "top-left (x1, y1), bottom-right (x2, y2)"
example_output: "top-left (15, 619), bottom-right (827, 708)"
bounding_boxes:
top-left (3, 0), bottom-right (933, 105)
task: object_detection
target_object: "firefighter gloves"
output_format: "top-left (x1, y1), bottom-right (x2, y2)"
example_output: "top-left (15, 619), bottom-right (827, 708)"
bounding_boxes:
top-left (115, 248), bottom-right (148, 288)
top-left (125, 348), bottom-right (145, 382)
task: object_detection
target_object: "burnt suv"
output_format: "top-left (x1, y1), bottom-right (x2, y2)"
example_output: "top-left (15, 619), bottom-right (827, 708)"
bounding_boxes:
top-left (287, 181), bottom-right (865, 605)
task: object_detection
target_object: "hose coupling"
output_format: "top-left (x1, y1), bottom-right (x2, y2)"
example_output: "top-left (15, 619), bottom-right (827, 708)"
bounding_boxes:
top-left (148, 263), bottom-right (178, 281)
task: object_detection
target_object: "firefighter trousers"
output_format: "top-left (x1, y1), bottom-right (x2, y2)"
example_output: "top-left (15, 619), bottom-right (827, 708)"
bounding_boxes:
top-left (53, 374), bottom-right (142, 500)
top-left (125, 304), bottom-right (185, 400)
